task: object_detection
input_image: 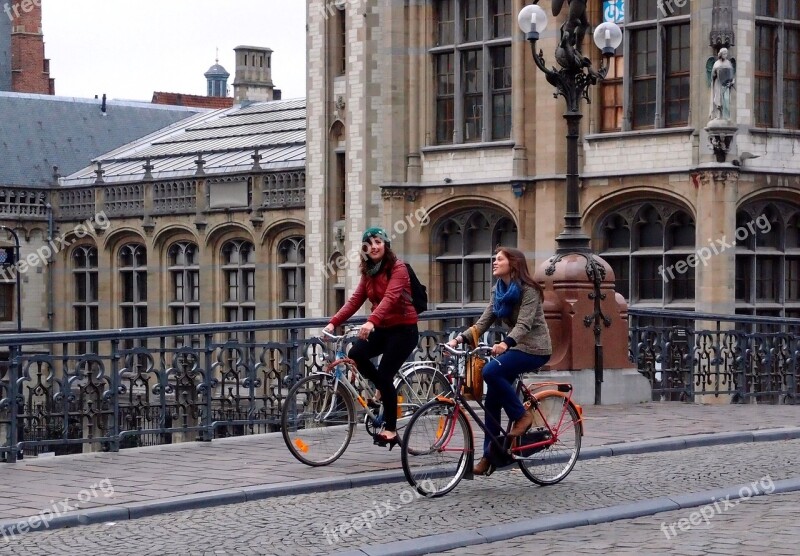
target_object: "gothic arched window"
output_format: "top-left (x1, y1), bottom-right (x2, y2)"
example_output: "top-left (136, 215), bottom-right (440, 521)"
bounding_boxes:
top-left (435, 209), bottom-right (517, 305)
top-left (278, 237), bottom-right (305, 319)
top-left (735, 201), bottom-right (800, 319)
top-left (221, 240), bottom-right (255, 322)
top-left (598, 203), bottom-right (695, 306)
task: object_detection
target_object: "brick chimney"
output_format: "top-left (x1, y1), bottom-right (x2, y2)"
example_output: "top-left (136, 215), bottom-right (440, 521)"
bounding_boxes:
top-left (10, 0), bottom-right (54, 94)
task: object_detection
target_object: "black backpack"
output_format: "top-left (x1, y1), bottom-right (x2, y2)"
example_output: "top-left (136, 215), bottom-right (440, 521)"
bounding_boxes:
top-left (391, 261), bottom-right (428, 314)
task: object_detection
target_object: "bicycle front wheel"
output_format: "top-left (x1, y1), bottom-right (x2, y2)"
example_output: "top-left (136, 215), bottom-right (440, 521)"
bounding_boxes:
top-left (401, 400), bottom-right (471, 498)
top-left (281, 374), bottom-right (356, 466)
top-left (517, 392), bottom-right (582, 485)
top-left (395, 366), bottom-right (452, 422)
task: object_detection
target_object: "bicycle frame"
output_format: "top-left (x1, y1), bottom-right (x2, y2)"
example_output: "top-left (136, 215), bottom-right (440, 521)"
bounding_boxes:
top-left (438, 346), bottom-right (581, 463)
top-left (316, 330), bottom-right (450, 425)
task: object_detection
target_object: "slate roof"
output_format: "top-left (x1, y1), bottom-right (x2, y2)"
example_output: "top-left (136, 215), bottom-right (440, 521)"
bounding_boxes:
top-left (0, 92), bottom-right (205, 187)
top-left (61, 97), bottom-right (306, 186)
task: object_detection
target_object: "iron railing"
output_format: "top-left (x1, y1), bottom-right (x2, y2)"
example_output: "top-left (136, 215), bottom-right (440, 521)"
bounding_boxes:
top-left (3, 307), bottom-right (798, 462)
top-left (629, 308), bottom-right (800, 404)
top-left (0, 310), bottom-right (481, 462)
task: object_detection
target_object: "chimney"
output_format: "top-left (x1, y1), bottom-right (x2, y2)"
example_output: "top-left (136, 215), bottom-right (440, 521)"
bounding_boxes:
top-left (233, 46), bottom-right (274, 103)
top-left (10, 0), bottom-right (54, 94)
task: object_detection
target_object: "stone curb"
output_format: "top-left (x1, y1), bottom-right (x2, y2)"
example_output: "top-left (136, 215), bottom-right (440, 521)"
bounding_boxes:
top-left (333, 477), bottom-right (800, 556)
top-left (2, 427), bottom-right (799, 536)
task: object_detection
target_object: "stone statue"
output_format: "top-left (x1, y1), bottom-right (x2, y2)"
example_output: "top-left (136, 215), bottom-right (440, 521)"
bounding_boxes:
top-left (707, 48), bottom-right (736, 122)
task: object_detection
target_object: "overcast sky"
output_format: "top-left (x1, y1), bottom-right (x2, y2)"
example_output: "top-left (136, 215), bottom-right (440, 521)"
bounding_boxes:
top-left (42, 0), bottom-right (307, 102)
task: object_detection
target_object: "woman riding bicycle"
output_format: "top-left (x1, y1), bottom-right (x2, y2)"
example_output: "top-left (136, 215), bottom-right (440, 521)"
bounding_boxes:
top-left (322, 227), bottom-right (419, 449)
top-left (447, 246), bottom-right (552, 475)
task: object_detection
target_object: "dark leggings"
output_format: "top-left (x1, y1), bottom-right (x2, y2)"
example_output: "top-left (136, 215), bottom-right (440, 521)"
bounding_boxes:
top-left (348, 324), bottom-right (419, 432)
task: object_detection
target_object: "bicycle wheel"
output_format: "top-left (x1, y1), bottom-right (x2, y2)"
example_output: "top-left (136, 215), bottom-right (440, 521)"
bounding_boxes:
top-left (401, 400), bottom-right (471, 497)
top-left (281, 374), bottom-right (356, 466)
top-left (395, 366), bottom-right (452, 421)
top-left (517, 392), bottom-right (582, 485)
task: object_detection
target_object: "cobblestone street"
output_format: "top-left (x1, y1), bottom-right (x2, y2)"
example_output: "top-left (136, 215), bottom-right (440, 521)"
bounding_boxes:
top-left (1, 439), bottom-right (798, 555)
top-left (433, 492), bottom-right (800, 556)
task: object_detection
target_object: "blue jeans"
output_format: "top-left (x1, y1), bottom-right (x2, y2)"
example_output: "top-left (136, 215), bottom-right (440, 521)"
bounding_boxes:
top-left (481, 350), bottom-right (550, 457)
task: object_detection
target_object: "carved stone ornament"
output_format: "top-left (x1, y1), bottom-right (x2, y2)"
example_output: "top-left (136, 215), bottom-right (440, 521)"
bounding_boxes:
top-left (710, 0), bottom-right (735, 49)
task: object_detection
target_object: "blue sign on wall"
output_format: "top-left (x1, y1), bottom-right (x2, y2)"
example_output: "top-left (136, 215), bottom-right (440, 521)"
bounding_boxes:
top-left (603, 0), bottom-right (624, 23)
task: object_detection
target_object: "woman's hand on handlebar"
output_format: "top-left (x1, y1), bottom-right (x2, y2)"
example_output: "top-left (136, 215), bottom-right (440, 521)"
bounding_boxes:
top-left (321, 323), bottom-right (335, 338)
top-left (490, 342), bottom-right (508, 357)
top-left (446, 337), bottom-right (460, 349)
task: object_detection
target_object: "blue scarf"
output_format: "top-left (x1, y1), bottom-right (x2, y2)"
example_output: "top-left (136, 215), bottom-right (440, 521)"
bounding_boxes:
top-left (493, 279), bottom-right (521, 318)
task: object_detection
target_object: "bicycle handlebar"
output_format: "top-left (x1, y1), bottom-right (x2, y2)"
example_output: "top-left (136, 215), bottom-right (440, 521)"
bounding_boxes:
top-left (439, 343), bottom-right (493, 358)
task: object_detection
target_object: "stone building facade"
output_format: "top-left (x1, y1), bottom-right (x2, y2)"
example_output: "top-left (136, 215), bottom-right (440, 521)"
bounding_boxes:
top-left (305, 0), bottom-right (800, 325)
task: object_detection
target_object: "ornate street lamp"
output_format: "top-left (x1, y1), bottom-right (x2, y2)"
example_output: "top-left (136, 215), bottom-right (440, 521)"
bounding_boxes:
top-left (519, 3), bottom-right (624, 405)
top-left (518, 3), bottom-right (621, 253)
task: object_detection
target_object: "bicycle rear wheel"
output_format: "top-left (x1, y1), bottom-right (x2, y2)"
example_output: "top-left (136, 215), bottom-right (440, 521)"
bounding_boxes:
top-left (281, 374), bottom-right (356, 466)
top-left (395, 366), bottom-right (452, 422)
top-left (401, 400), bottom-right (471, 497)
top-left (517, 392), bottom-right (582, 485)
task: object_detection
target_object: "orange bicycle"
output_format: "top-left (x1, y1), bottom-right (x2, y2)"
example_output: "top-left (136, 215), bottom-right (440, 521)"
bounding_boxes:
top-left (400, 343), bottom-right (583, 497)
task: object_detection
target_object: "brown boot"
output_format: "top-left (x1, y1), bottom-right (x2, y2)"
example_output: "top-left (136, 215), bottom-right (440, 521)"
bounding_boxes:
top-left (473, 456), bottom-right (492, 475)
top-left (508, 410), bottom-right (534, 437)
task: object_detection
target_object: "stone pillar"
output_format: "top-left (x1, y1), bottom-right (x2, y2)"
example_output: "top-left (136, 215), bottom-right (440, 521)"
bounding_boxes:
top-left (693, 169), bottom-right (738, 315)
top-left (692, 168), bottom-right (738, 403)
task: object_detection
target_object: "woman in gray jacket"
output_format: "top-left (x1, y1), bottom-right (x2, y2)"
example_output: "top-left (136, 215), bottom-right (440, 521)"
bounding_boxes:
top-left (447, 246), bottom-right (552, 475)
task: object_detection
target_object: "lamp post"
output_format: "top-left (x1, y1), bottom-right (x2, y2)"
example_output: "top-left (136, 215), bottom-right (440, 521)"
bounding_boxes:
top-left (519, 4), bottom-right (623, 405)
top-left (0, 226), bottom-right (22, 333)
top-left (518, 4), bottom-right (621, 253)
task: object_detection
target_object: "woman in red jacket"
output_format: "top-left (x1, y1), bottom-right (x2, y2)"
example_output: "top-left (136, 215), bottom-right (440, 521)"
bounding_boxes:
top-left (322, 227), bottom-right (419, 449)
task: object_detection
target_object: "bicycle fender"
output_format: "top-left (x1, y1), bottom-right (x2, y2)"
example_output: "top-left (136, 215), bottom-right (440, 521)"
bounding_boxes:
top-left (532, 390), bottom-right (584, 435)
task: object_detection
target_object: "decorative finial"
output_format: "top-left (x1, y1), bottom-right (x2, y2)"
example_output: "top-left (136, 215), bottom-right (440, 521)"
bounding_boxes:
top-left (216, 47), bottom-right (219, 64)
top-left (142, 158), bottom-right (154, 181)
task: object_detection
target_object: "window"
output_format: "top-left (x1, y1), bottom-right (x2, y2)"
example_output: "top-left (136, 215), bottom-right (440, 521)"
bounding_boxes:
top-left (601, 0), bottom-right (690, 131)
top-left (735, 201), bottom-right (800, 318)
top-left (598, 203), bottom-right (695, 307)
top-left (278, 237), bottom-right (306, 320)
top-left (336, 152), bottom-right (346, 221)
top-left (72, 245), bottom-right (99, 354)
top-left (432, 0), bottom-right (512, 144)
top-left (0, 282), bottom-right (12, 321)
top-left (755, 1), bottom-right (800, 128)
top-left (168, 241), bottom-right (200, 348)
top-left (601, 54), bottom-right (624, 132)
top-left (333, 6), bottom-right (346, 75)
top-left (119, 244), bottom-right (148, 331)
top-left (435, 209), bottom-right (517, 306)
top-left (222, 240), bottom-right (255, 322)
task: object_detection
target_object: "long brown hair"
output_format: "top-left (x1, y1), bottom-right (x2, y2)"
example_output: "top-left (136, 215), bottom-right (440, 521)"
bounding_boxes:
top-left (359, 244), bottom-right (398, 276)
top-left (495, 246), bottom-right (544, 300)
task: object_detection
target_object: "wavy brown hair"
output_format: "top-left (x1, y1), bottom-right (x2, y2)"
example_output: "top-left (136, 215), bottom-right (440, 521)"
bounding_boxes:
top-left (495, 246), bottom-right (544, 300)
top-left (359, 243), bottom-right (398, 276)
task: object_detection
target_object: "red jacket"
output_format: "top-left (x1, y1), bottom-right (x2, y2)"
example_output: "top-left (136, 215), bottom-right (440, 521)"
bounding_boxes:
top-left (330, 260), bottom-right (418, 328)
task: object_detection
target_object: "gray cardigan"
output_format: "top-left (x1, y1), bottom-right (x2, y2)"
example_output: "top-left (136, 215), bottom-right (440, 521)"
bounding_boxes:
top-left (462, 283), bottom-right (552, 356)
